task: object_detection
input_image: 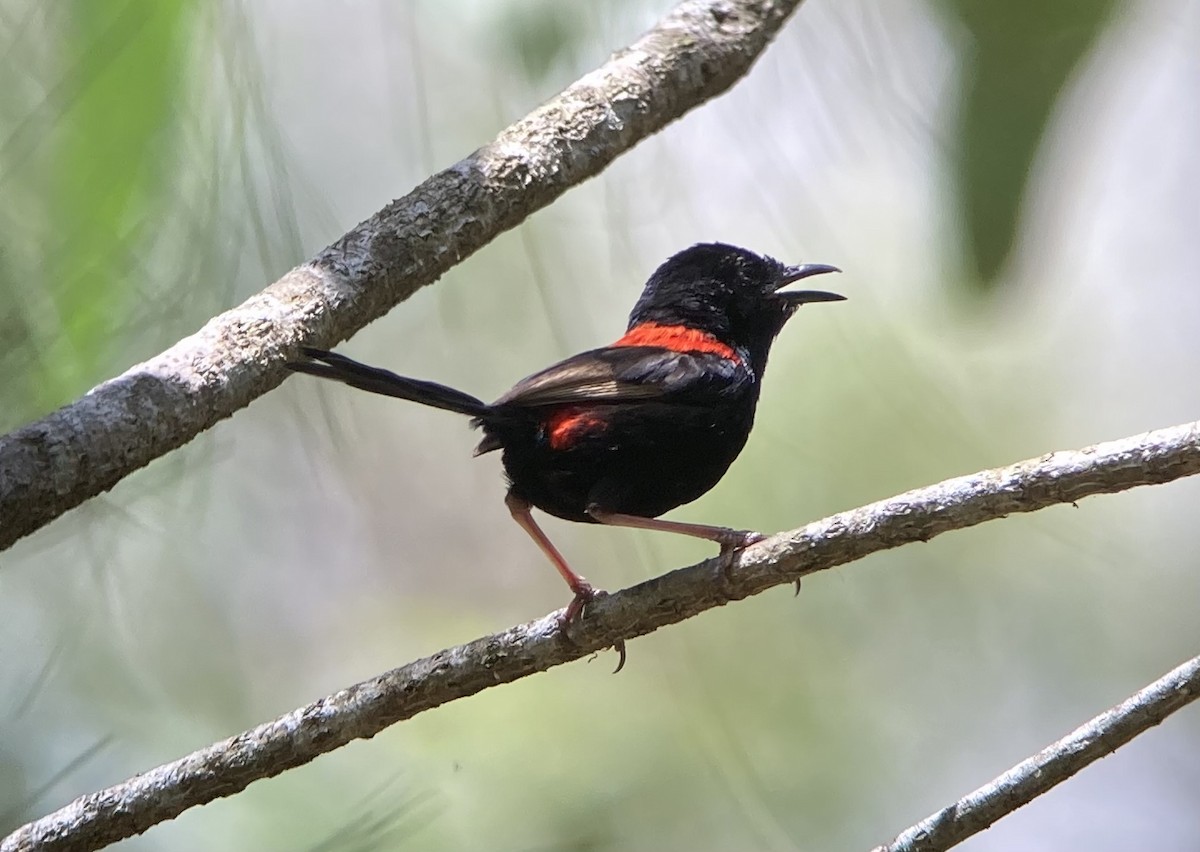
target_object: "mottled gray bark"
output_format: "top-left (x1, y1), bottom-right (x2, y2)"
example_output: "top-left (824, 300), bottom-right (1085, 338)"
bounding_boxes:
top-left (873, 654), bottom-right (1200, 852)
top-left (4, 420), bottom-right (1199, 852)
top-left (0, 0), bottom-right (804, 553)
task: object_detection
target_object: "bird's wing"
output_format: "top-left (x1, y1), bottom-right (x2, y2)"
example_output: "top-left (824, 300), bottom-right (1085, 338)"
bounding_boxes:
top-left (493, 346), bottom-right (749, 409)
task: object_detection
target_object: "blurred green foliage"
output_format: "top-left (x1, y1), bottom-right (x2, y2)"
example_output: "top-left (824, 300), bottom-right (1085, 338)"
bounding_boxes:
top-left (0, 1), bottom-right (197, 420)
top-left (496, 0), bottom-right (590, 83)
top-left (934, 0), bottom-right (1119, 291)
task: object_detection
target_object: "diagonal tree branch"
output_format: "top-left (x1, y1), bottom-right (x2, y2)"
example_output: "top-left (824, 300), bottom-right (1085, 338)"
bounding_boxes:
top-left (3, 420), bottom-right (1198, 852)
top-left (0, 0), bottom-right (805, 553)
top-left (872, 653), bottom-right (1200, 852)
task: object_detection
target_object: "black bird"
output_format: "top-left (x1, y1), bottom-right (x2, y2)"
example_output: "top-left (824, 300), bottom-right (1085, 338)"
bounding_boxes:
top-left (290, 243), bottom-right (842, 662)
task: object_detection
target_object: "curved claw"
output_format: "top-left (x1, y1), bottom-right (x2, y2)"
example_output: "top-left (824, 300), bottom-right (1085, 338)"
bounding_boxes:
top-left (558, 587), bottom-right (630, 674)
top-left (611, 641), bottom-right (627, 674)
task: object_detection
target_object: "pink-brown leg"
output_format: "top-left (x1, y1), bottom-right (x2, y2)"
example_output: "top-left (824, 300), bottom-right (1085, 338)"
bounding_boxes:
top-left (505, 494), bottom-right (628, 672)
top-left (586, 506), bottom-right (767, 593)
top-left (505, 492), bottom-right (595, 620)
top-left (587, 507), bottom-right (798, 596)
top-left (585, 506), bottom-right (765, 556)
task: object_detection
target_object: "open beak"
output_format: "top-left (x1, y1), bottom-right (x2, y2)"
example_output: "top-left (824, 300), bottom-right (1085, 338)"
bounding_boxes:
top-left (774, 263), bottom-right (845, 306)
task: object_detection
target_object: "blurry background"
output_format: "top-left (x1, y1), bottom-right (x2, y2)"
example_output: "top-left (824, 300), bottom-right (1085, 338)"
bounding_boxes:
top-left (2, 1), bottom-right (1198, 849)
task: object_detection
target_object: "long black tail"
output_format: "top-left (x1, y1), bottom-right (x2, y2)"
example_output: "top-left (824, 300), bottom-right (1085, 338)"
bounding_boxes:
top-left (288, 347), bottom-right (489, 417)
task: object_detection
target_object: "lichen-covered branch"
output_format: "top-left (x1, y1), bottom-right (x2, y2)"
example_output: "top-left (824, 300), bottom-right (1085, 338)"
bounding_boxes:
top-left (0, 0), bottom-right (804, 553)
top-left (4, 420), bottom-right (1198, 852)
top-left (872, 654), bottom-right (1200, 852)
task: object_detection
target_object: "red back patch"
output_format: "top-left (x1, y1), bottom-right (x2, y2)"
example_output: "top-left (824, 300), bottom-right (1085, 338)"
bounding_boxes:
top-left (546, 406), bottom-right (607, 450)
top-left (613, 322), bottom-right (741, 364)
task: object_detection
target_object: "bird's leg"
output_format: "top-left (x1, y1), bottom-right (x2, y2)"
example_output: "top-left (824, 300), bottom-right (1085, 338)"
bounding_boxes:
top-left (505, 493), bottom-right (627, 672)
top-left (586, 506), bottom-right (765, 554)
top-left (586, 506), bottom-right (765, 585)
top-left (505, 492), bottom-right (594, 620)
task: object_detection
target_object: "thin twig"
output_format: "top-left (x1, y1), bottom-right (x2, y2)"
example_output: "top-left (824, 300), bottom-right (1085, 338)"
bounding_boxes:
top-left (3, 420), bottom-right (1198, 852)
top-left (0, 0), bottom-right (805, 553)
top-left (872, 654), bottom-right (1200, 852)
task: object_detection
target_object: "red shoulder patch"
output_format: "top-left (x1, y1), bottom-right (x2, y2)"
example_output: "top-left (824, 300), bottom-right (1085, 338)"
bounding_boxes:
top-left (546, 406), bottom-right (607, 450)
top-left (613, 322), bottom-right (741, 364)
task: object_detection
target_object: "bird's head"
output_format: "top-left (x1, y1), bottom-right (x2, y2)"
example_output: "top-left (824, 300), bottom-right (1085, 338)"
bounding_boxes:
top-left (627, 242), bottom-right (843, 372)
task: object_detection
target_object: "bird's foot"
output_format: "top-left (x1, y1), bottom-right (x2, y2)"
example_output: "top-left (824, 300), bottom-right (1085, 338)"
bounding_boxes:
top-left (716, 528), bottom-right (766, 575)
top-left (716, 528), bottom-right (767, 559)
top-left (709, 530), bottom-right (799, 597)
top-left (560, 581), bottom-right (597, 626)
top-left (558, 583), bottom-right (627, 674)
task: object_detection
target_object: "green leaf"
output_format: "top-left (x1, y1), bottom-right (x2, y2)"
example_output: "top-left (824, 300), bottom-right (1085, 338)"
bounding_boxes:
top-left (936, 0), bottom-right (1118, 292)
top-left (33, 0), bottom-right (196, 410)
